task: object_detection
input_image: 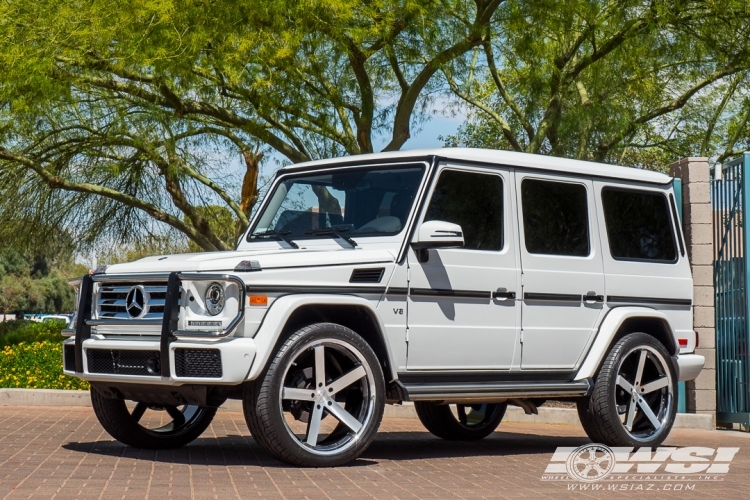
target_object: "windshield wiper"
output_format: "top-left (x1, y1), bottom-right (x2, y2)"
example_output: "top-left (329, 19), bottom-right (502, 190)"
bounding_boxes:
top-left (305, 227), bottom-right (358, 248)
top-left (251, 230), bottom-right (299, 249)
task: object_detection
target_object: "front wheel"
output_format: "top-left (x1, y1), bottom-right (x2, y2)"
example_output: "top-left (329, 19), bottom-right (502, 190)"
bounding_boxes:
top-left (90, 388), bottom-right (216, 449)
top-left (244, 323), bottom-right (385, 467)
top-left (577, 332), bottom-right (677, 447)
top-left (415, 402), bottom-right (507, 440)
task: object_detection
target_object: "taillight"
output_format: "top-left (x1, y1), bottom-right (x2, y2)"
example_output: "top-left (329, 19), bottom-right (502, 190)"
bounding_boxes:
top-left (679, 338), bottom-right (688, 347)
top-left (695, 332), bottom-right (699, 348)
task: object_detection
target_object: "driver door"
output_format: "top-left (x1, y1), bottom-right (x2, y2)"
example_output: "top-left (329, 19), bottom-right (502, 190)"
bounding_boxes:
top-left (406, 165), bottom-right (520, 371)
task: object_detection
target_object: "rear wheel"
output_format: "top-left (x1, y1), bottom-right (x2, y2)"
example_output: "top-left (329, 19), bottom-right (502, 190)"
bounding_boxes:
top-left (415, 402), bottom-right (507, 440)
top-left (577, 332), bottom-right (677, 447)
top-left (90, 388), bottom-right (216, 449)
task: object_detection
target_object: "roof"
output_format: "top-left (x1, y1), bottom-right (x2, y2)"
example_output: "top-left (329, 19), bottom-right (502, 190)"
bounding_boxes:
top-left (279, 148), bottom-right (673, 185)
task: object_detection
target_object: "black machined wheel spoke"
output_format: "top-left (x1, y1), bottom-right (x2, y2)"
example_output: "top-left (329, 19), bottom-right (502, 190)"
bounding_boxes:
top-left (165, 405), bottom-right (186, 427)
top-left (130, 402), bottom-right (147, 423)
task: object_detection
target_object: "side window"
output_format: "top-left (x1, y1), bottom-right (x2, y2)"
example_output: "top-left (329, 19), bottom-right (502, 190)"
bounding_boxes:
top-left (521, 179), bottom-right (590, 256)
top-left (424, 169), bottom-right (504, 251)
top-left (601, 188), bottom-right (677, 262)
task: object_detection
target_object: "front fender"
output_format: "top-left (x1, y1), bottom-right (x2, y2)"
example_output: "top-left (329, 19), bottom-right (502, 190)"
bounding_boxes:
top-left (574, 307), bottom-right (676, 381)
top-left (245, 294), bottom-right (392, 381)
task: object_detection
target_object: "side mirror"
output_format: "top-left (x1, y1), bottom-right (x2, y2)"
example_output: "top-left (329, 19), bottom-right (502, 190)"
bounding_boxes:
top-left (412, 220), bottom-right (465, 250)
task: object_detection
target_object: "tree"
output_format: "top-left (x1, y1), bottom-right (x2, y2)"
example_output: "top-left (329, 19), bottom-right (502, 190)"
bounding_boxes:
top-left (0, 245), bottom-right (80, 318)
top-left (0, 0), bottom-right (504, 251)
top-left (440, 0), bottom-right (750, 170)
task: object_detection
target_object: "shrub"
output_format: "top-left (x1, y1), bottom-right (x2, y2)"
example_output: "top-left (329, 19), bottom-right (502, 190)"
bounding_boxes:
top-left (0, 319), bottom-right (66, 349)
top-left (0, 320), bottom-right (86, 390)
top-left (0, 341), bottom-right (89, 390)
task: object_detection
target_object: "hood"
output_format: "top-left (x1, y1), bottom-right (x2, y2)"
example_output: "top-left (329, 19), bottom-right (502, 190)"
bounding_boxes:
top-left (101, 247), bottom-right (397, 275)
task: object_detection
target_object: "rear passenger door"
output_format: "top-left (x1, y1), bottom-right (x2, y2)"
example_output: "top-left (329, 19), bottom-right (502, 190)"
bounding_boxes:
top-left (516, 172), bottom-right (606, 370)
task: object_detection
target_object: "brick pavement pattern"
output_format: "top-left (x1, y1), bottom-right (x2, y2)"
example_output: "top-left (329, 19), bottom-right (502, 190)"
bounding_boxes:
top-left (1, 406), bottom-right (749, 499)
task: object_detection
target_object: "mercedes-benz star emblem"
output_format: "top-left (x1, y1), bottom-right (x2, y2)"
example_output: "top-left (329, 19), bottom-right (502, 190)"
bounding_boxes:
top-left (125, 285), bottom-right (148, 319)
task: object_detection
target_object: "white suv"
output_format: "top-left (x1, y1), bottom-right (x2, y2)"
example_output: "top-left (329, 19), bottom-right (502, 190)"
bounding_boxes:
top-left (63, 149), bottom-right (704, 466)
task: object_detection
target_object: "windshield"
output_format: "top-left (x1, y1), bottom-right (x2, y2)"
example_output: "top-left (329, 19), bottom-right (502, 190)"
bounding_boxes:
top-left (249, 164), bottom-right (426, 242)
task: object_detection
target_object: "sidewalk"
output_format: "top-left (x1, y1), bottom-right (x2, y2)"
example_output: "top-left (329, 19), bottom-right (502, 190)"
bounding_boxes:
top-left (0, 405), bottom-right (744, 499)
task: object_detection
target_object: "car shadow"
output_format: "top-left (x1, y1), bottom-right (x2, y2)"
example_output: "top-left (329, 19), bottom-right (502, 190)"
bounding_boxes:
top-left (62, 430), bottom-right (591, 468)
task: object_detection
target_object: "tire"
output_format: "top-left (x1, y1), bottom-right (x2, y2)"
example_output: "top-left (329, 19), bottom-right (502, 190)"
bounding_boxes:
top-left (90, 388), bottom-right (217, 449)
top-left (415, 402), bottom-right (507, 440)
top-left (577, 332), bottom-right (677, 447)
top-left (243, 323), bottom-right (385, 467)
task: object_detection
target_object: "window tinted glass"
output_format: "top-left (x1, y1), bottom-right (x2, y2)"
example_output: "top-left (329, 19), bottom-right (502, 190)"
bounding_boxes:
top-left (521, 179), bottom-right (589, 256)
top-left (250, 166), bottom-right (424, 239)
top-left (602, 188), bottom-right (677, 262)
top-left (424, 170), bottom-right (503, 251)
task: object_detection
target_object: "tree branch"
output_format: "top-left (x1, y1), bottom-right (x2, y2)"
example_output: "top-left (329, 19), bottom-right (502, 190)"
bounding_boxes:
top-left (0, 146), bottom-right (221, 251)
top-left (383, 0), bottom-right (504, 152)
top-left (442, 68), bottom-right (522, 151)
top-left (594, 67), bottom-right (747, 160)
top-left (482, 38), bottom-right (534, 141)
top-left (701, 75), bottom-right (740, 156)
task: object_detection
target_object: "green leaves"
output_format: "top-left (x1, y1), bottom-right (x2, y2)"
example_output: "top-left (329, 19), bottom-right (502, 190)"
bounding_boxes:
top-left (444, 0), bottom-right (750, 169)
top-left (0, 0), bottom-right (500, 252)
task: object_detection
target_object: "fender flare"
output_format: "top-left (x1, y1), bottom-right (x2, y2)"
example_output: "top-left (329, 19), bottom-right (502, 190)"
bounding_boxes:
top-left (246, 294), bottom-right (394, 381)
top-left (574, 307), bottom-right (677, 381)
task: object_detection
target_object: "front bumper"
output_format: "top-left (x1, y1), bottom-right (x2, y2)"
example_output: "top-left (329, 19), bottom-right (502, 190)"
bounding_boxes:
top-left (676, 353), bottom-right (705, 382)
top-left (63, 337), bottom-right (257, 385)
top-left (66, 271), bottom-right (252, 385)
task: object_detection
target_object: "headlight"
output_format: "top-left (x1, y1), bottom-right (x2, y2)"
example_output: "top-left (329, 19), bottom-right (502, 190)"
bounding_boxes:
top-left (205, 282), bottom-right (225, 316)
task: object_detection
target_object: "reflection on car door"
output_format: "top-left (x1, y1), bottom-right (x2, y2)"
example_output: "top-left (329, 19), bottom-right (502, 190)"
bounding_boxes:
top-left (406, 165), bottom-right (520, 370)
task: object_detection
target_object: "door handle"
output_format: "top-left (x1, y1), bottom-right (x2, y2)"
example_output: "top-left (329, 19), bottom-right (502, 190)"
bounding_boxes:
top-left (584, 292), bottom-right (604, 303)
top-left (493, 288), bottom-right (516, 300)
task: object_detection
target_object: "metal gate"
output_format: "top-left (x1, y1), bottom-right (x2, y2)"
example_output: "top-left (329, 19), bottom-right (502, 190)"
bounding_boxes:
top-left (714, 153), bottom-right (750, 425)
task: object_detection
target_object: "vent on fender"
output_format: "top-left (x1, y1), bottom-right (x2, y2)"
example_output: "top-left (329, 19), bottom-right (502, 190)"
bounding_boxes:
top-left (349, 268), bottom-right (385, 283)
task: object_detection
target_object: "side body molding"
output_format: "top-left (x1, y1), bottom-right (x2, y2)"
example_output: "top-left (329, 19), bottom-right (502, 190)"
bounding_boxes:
top-left (574, 307), bottom-right (677, 381)
top-left (246, 294), bottom-right (393, 381)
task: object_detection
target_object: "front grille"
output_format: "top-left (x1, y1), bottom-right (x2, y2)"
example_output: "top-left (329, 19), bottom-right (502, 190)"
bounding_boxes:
top-left (86, 349), bottom-right (161, 376)
top-left (174, 349), bottom-right (223, 378)
top-left (63, 345), bottom-right (76, 371)
top-left (96, 281), bottom-right (170, 320)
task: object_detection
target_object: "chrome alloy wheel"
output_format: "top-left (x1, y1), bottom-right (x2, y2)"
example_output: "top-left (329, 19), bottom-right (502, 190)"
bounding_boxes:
top-left (278, 339), bottom-right (377, 456)
top-left (614, 345), bottom-right (674, 440)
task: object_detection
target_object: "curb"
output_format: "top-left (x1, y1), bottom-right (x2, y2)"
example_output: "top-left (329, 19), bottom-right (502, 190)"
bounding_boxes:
top-left (0, 389), bottom-right (715, 430)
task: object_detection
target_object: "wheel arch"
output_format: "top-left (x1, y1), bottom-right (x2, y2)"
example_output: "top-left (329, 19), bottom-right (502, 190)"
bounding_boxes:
top-left (575, 307), bottom-right (677, 381)
top-left (246, 295), bottom-right (395, 382)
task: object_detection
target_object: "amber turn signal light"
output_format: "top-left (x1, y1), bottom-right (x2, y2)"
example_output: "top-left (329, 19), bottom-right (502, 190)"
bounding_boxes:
top-left (249, 295), bottom-right (268, 306)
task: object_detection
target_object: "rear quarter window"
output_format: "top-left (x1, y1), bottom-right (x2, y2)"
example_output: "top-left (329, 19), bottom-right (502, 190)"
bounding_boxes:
top-left (601, 187), bottom-right (677, 263)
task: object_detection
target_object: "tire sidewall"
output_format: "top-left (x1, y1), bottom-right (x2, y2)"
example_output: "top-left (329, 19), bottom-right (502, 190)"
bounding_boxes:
top-left (415, 402), bottom-right (507, 440)
top-left (90, 388), bottom-right (216, 449)
top-left (599, 333), bottom-right (678, 447)
top-left (250, 323), bottom-right (385, 467)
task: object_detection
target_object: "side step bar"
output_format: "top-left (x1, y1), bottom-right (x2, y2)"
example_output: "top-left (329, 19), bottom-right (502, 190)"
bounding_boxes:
top-left (399, 379), bottom-right (592, 403)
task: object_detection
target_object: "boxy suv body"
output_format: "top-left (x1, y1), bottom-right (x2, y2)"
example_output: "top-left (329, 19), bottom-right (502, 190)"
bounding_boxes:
top-left (63, 149), bottom-right (704, 466)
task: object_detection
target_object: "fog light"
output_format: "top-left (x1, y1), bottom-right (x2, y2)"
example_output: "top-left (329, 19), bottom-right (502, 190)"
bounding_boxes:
top-left (146, 356), bottom-right (161, 375)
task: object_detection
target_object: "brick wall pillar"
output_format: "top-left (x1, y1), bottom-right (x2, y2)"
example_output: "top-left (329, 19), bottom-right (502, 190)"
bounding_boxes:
top-left (669, 158), bottom-right (715, 419)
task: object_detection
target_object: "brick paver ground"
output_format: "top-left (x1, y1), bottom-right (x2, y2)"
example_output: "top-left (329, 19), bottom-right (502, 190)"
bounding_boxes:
top-left (1, 406), bottom-right (749, 499)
